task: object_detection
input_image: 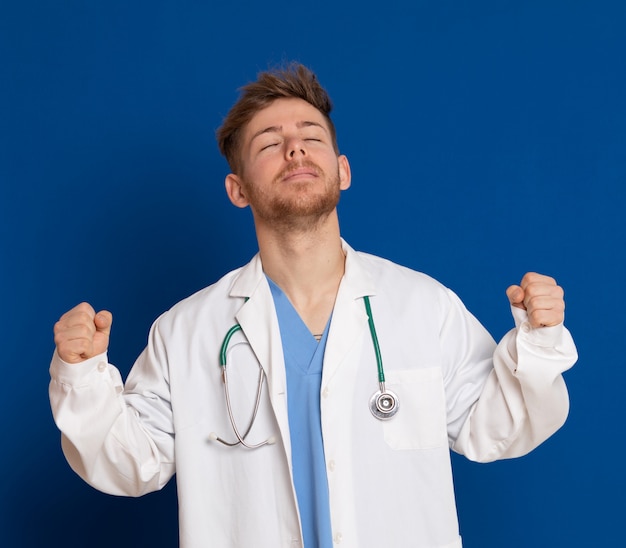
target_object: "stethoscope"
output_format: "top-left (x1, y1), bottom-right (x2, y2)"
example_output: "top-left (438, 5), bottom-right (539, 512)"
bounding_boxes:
top-left (209, 296), bottom-right (399, 449)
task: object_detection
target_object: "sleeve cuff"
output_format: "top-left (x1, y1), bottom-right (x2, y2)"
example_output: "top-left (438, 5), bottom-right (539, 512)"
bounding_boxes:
top-left (49, 350), bottom-right (109, 385)
top-left (510, 305), bottom-right (565, 348)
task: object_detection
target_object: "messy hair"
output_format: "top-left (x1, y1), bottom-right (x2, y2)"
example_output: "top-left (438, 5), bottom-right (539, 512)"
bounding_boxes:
top-left (216, 62), bottom-right (338, 174)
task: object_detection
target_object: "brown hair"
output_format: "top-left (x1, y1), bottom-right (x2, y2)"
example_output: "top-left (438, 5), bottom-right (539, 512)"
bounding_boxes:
top-left (216, 62), bottom-right (338, 174)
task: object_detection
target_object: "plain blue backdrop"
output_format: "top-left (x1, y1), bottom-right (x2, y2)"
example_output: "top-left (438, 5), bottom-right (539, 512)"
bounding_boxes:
top-left (1, 1), bottom-right (624, 546)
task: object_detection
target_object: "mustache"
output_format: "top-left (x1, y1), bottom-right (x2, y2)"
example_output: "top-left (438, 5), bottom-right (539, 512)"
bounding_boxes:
top-left (274, 160), bottom-right (323, 183)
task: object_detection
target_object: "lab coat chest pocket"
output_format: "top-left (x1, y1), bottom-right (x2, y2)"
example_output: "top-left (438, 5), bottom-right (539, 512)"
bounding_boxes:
top-left (382, 367), bottom-right (447, 450)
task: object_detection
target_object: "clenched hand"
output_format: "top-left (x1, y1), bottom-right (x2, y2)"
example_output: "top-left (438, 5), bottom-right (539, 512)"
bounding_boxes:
top-left (506, 272), bottom-right (565, 328)
top-left (54, 302), bottom-right (112, 363)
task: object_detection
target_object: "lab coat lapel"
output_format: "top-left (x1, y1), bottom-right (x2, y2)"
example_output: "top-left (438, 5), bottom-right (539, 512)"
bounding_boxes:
top-left (322, 241), bottom-right (376, 387)
top-left (230, 255), bottom-right (293, 463)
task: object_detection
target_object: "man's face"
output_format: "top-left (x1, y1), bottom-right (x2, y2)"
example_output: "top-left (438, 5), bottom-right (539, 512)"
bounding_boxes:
top-left (229, 97), bottom-right (350, 231)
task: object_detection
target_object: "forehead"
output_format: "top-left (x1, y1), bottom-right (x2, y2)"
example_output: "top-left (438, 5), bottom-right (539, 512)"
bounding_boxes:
top-left (242, 98), bottom-right (330, 142)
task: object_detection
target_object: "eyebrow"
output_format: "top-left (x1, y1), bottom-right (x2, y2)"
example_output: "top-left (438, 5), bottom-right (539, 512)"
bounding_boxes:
top-left (249, 121), bottom-right (327, 144)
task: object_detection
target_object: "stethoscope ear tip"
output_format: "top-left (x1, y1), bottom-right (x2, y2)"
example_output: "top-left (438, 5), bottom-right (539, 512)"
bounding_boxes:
top-left (267, 436), bottom-right (276, 445)
top-left (208, 432), bottom-right (218, 441)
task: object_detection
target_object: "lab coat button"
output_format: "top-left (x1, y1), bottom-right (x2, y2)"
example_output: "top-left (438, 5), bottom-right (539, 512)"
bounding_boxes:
top-left (333, 532), bottom-right (343, 544)
top-left (322, 387), bottom-right (329, 398)
top-left (97, 362), bottom-right (107, 372)
top-left (521, 322), bottom-right (531, 333)
top-left (328, 459), bottom-right (336, 472)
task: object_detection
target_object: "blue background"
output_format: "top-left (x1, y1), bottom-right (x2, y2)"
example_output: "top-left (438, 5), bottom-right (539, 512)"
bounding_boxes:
top-left (1, 1), bottom-right (624, 546)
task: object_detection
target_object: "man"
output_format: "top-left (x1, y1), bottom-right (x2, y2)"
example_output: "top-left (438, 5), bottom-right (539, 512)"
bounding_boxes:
top-left (50, 63), bottom-right (577, 547)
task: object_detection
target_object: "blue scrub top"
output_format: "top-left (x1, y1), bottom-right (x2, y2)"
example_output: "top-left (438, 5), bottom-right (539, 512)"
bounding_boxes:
top-left (267, 277), bottom-right (333, 548)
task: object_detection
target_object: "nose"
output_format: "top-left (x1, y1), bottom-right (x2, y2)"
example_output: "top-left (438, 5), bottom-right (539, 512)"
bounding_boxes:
top-left (285, 136), bottom-right (307, 160)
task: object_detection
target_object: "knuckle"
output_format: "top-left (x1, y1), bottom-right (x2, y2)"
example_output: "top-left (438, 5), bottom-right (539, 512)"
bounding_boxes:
top-left (76, 302), bottom-right (94, 313)
top-left (53, 320), bottom-right (63, 336)
top-left (524, 272), bottom-right (556, 286)
top-left (75, 311), bottom-right (96, 329)
top-left (77, 323), bottom-right (95, 338)
top-left (524, 284), bottom-right (539, 297)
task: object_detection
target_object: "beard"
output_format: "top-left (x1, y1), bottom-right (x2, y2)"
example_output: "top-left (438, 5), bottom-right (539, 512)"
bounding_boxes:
top-left (242, 160), bottom-right (342, 233)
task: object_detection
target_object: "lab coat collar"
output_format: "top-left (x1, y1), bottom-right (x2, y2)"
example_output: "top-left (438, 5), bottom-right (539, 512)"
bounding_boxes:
top-left (340, 238), bottom-right (377, 298)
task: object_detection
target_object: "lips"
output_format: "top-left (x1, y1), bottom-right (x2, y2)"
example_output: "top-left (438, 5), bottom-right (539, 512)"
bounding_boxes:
top-left (283, 168), bottom-right (318, 181)
top-left (277, 162), bottom-right (321, 183)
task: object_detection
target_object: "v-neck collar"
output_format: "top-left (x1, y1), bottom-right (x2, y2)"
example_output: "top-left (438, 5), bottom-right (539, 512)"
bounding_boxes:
top-left (267, 276), bottom-right (331, 375)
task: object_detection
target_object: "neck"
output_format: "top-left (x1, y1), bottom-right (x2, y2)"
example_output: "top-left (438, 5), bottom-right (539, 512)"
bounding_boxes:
top-left (255, 210), bottom-right (345, 335)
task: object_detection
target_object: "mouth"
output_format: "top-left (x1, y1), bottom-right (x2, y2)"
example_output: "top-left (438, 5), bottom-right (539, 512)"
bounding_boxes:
top-left (279, 163), bottom-right (321, 183)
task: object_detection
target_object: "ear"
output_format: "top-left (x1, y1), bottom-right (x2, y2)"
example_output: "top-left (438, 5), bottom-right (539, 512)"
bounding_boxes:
top-left (225, 173), bottom-right (250, 208)
top-left (338, 154), bottom-right (351, 190)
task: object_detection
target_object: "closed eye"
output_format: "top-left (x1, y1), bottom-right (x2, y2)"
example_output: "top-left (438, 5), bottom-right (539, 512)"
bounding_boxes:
top-left (260, 142), bottom-right (279, 150)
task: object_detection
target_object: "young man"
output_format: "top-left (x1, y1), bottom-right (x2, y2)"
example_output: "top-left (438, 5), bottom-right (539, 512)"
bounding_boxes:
top-left (50, 63), bottom-right (577, 548)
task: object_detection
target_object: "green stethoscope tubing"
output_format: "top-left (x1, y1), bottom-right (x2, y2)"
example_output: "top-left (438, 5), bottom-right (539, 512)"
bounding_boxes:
top-left (213, 295), bottom-right (400, 448)
top-left (363, 295), bottom-right (384, 383)
top-left (363, 296), bottom-right (400, 420)
top-left (220, 324), bottom-right (242, 367)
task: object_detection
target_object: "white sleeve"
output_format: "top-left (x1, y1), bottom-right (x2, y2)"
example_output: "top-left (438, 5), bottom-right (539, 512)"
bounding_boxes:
top-left (452, 306), bottom-right (578, 462)
top-left (48, 320), bottom-right (176, 496)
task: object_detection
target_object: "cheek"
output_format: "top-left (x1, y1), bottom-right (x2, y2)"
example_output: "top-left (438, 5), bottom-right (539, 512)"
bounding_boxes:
top-left (242, 153), bottom-right (276, 179)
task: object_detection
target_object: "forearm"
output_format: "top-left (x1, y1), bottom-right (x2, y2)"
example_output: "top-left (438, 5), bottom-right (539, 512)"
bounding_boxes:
top-left (453, 307), bottom-right (577, 462)
top-left (49, 351), bottom-right (174, 496)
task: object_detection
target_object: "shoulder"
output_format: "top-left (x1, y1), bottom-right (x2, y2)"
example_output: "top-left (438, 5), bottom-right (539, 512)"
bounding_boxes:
top-left (348, 249), bottom-right (468, 322)
top-left (350, 250), bottom-right (486, 340)
top-left (354, 250), bottom-right (448, 293)
top-left (153, 261), bottom-right (251, 333)
top-left (175, 266), bottom-right (244, 310)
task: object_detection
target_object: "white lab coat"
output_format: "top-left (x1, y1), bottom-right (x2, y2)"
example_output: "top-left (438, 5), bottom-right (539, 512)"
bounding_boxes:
top-left (49, 241), bottom-right (577, 548)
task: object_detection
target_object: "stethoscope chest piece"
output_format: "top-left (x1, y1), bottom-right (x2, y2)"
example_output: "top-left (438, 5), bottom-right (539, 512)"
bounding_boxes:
top-left (369, 389), bottom-right (399, 420)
